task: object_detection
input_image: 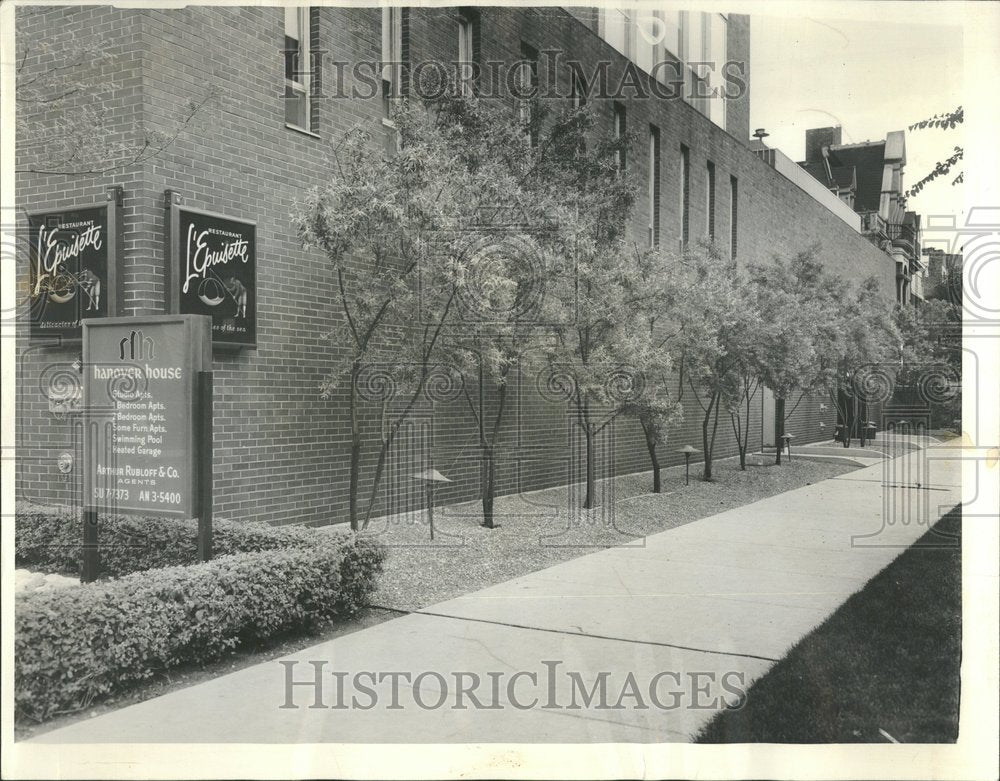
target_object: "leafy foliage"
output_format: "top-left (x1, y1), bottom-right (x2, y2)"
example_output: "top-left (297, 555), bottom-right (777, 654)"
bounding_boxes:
top-left (663, 242), bottom-right (756, 478)
top-left (521, 106), bottom-right (656, 507)
top-left (906, 147), bottom-right (963, 198)
top-left (896, 299), bottom-right (960, 367)
top-left (908, 106), bottom-right (963, 132)
top-left (293, 103), bottom-right (487, 528)
top-left (422, 94), bottom-right (559, 525)
top-left (748, 247), bottom-right (842, 403)
top-left (15, 535), bottom-right (385, 723)
top-left (15, 501), bottom-right (345, 578)
top-left (905, 106), bottom-right (963, 198)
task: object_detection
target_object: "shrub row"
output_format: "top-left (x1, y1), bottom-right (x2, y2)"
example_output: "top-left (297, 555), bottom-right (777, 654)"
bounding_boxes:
top-left (15, 501), bottom-right (340, 578)
top-left (15, 534), bottom-right (386, 723)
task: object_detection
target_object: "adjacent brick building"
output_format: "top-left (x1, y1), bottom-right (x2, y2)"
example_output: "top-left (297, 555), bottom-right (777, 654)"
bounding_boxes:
top-left (16, 6), bottom-right (900, 526)
top-left (796, 125), bottom-right (926, 305)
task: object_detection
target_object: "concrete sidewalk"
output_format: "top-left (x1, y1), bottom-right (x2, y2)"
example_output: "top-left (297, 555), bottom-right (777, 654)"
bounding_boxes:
top-left (30, 441), bottom-right (963, 744)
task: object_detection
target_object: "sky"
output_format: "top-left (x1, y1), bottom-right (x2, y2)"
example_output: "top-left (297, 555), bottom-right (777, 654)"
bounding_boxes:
top-left (749, 10), bottom-right (964, 224)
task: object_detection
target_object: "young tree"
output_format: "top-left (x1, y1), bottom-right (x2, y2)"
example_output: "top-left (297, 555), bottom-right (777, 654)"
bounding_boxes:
top-left (421, 94), bottom-right (555, 529)
top-left (292, 105), bottom-right (477, 530)
top-left (727, 359), bottom-right (762, 471)
top-left (825, 276), bottom-right (901, 444)
top-left (667, 242), bottom-right (753, 481)
top-left (748, 248), bottom-right (840, 464)
top-left (620, 245), bottom-right (682, 492)
top-left (893, 297), bottom-right (961, 429)
top-left (621, 361), bottom-right (680, 493)
top-left (527, 106), bottom-right (645, 509)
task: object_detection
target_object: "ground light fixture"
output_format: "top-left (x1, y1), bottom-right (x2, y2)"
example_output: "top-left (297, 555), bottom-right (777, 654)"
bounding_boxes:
top-left (676, 444), bottom-right (700, 485)
top-left (411, 468), bottom-right (452, 540)
top-left (780, 433), bottom-right (794, 462)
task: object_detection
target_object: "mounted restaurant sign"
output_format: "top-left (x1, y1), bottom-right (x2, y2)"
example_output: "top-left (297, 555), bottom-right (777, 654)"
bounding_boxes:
top-left (166, 190), bottom-right (257, 349)
top-left (28, 188), bottom-right (123, 341)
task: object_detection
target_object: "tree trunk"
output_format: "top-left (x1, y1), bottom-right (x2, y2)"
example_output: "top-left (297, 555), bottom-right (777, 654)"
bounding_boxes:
top-left (731, 411), bottom-right (746, 471)
top-left (583, 424), bottom-right (597, 509)
top-left (364, 434), bottom-right (393, 526)
top-left (481, 445), bottom-right (496, 528)
top-left (348, 362), bottom-right (361, 531)
top-left (482, 379), bottom-right (509, 528)
top-left (701, 391), bottom-right (719, 481)
top-left (642, 421), bottom-right (661, 493)
top-left (737, 383), bottom-right (753, 471)
top-left (775, 396), bottom-right (785, 465)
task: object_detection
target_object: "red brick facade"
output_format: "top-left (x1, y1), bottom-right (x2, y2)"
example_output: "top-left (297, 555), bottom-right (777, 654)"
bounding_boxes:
top-left (16, 6), bottom-right (897, 526)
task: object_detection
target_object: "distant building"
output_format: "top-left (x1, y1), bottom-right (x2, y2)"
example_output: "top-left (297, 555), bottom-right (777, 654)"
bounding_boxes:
top-left (922, 247), bottom-right (963, 302)
top-left (798, 126), bottom-right (925, 306)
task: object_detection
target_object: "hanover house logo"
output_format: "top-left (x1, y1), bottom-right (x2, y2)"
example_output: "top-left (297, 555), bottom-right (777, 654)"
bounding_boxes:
top-left (119, 329), bottom-right (155, 361)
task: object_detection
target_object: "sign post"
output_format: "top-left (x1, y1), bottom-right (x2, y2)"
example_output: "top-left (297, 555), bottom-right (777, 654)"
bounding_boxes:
top-left (198, 369), bottom-right (213, 561)
top-left (83, 315), bottom-right (213, 578)
top-left (80, 406), bottom-right (115, 583)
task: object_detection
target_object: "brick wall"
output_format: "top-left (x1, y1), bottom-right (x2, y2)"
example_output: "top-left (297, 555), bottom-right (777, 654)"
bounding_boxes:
top-left (16, 6), bottom-right (897, 526)
top-left (15, 6), bottom-right (145, 508)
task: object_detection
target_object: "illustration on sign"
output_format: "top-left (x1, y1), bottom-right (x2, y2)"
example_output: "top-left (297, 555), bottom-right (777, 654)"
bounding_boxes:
top-left (28, 200), bottom-right (121, 340)
top-left (168, 195), bottom-right (257, 348)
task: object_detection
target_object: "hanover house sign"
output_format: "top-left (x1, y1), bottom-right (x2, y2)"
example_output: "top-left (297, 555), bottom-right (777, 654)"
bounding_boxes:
top-left (166, 190), bottom-right (257, 349)
top-left (83, 314), bottom-right (212, 519)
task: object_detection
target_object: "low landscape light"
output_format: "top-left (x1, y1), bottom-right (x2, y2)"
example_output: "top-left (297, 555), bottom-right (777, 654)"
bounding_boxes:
top-left (676, 444), bottom-right (700, 485)
top-left (411, 468), bottom-right (452, 540)
top-left (780, 433), bottom-right (794, 462)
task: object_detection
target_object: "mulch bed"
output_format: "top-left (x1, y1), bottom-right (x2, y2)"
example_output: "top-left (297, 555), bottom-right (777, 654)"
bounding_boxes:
top-left (365, 456), bottom-right (858, 611)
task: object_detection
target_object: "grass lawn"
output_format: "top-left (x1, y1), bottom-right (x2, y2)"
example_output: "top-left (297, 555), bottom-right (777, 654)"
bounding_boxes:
top-left (697, 505), bottom-right (962, 743)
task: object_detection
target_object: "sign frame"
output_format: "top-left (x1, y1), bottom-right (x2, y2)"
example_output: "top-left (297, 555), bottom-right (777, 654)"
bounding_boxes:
top-left (82, 314), bottom-right (212, 520)
top-left (27, 186), bottom-right (124, 343)
top-left (165, 190), bottom-right (258, 350)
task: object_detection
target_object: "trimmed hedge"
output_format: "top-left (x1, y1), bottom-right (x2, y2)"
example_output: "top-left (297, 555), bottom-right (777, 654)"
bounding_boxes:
top-left (15, 501), bottom-right (339, 578)
top-left (15, 535), bottom-right (386, 723)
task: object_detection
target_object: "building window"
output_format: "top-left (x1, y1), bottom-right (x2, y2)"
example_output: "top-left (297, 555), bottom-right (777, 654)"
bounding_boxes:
top-left (457, 8), bottom-right (479, 96)
top-left (634, 11), bottom-right (654, 73)
top-left (706, 160), bottom-right (716, 239)
top-left (680, 144), bottom-right (690, 247)
top-left (517, 42), bottom-right (539, 147)
top-left (382, 7), bottom-right (406, 152)
top-left (678, 11), bottom-right (715, 120)
top-left (613, 102), bottom-right (627, 172)
top-left (708, 14), bottom-right (728, 129)
top-left (730, 175), bottom-right (738, 260)
top-left (660, 10), bottom-right (682, 59)
top-left (592, 8), bottom-right (727, 131)
top-left (284, 7), bottom-right (316, 132)
top-left (648, 125), bottom-right (661, 247)
top-left (599, 7), bottom-right (634, 60)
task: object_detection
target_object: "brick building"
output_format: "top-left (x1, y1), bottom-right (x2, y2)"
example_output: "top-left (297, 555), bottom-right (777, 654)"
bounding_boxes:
top-left (922, 247), bottom-right (963, 302)
top-left (16, 5), bottom-right (899, 527)
top-left (796, 125), bottom-right (925, 306)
